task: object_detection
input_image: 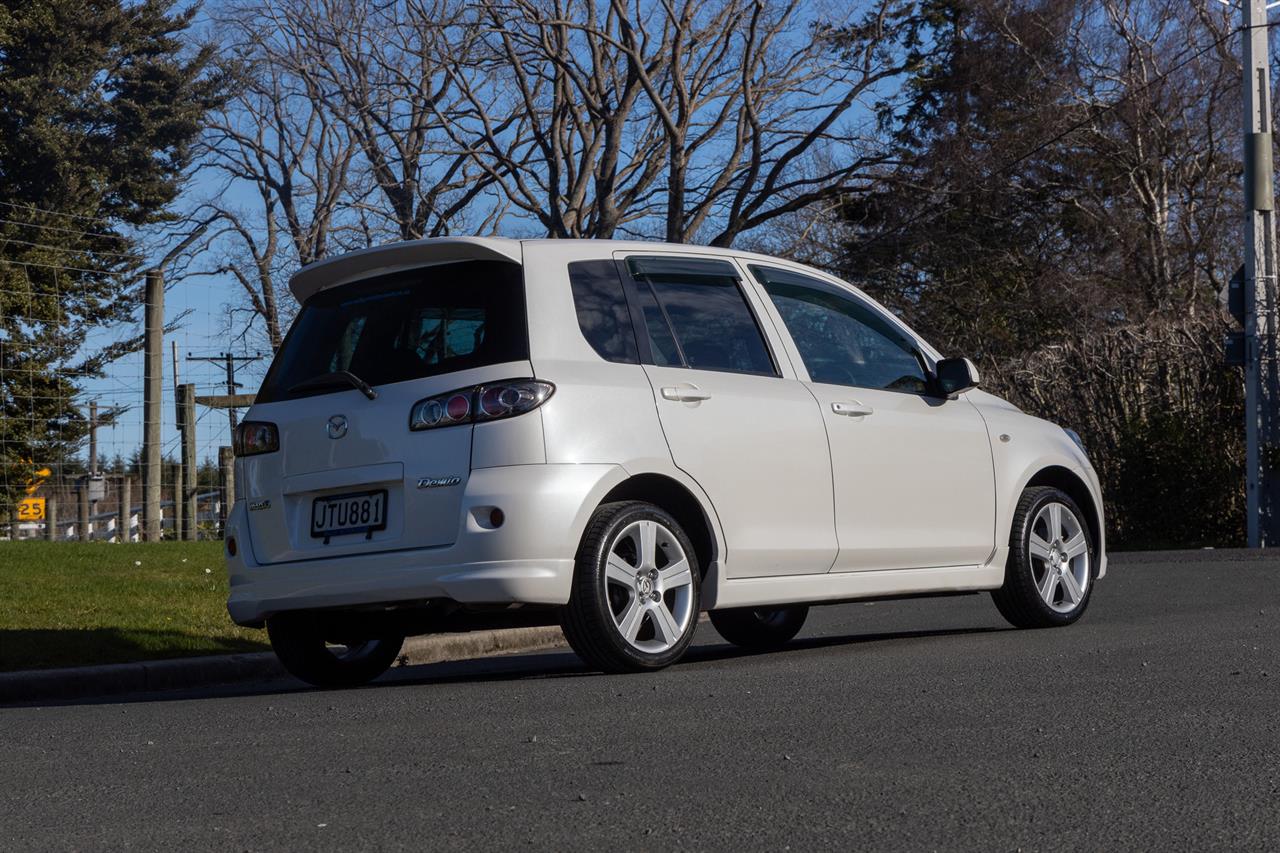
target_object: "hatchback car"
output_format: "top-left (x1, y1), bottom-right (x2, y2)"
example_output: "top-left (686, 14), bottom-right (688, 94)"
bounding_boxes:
top-left (225, 237), bottom-right (1105, 687)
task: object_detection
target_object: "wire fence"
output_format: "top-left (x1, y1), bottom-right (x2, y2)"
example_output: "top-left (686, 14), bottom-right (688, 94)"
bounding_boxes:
top-left (1, 217), bottom-right (272, 542)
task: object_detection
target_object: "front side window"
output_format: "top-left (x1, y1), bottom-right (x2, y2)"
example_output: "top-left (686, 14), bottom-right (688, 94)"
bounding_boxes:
top-left (628, 257), bottom-right (775, 376)
top-left (751, 266), bottom-right (929, 394)
top-left (257, 259), bottom-right (527, 403)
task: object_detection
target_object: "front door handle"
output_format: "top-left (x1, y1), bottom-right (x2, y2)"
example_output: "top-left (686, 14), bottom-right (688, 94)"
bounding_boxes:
top-left (661, 384), bottom-right (712, 403)
top-left (832, 400), bottom-right (874, 417)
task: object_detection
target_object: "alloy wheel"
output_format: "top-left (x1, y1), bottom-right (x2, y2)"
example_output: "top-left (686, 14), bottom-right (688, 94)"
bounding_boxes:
top-left (1028, 501), bottom-right (1090, 613)
top-left (604, 519), bottom-right (695, 653)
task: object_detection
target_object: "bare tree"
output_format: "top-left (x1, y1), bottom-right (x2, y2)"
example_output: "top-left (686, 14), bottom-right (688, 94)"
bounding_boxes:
top-left (201, 4), bottom-right (369, 349)
top-left (266, 0), bottom-right (506, 241)
top-left (446, 0), bottom-right (922, 245)
top-left (1058, 0), bottom-right (1239, 313)
top-left (200, 0), bottom-right (510, 347)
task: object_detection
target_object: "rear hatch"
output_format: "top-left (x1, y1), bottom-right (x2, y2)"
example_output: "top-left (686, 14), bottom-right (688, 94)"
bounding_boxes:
top-left (241, 258), bottom-right (528, 564)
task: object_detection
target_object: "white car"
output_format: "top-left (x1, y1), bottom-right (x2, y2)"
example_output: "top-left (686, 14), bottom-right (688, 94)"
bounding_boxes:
top-left (225, 237), bottom-right (1105, 687)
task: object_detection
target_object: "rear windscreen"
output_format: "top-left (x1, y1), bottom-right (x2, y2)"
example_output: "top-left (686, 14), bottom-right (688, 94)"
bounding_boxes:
top-left (256, 259), bottom-right (527, 403)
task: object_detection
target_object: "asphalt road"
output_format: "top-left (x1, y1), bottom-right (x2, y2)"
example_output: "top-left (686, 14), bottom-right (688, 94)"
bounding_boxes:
top-left (2, 550), bottom-right (1277, 851)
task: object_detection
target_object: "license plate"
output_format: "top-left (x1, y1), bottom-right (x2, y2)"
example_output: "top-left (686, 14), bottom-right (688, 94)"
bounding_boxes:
top-left (310, 489), bottom-right (387, 540)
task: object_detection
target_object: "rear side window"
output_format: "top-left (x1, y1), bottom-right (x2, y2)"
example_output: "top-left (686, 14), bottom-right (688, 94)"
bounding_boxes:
top-left (257, 260), bottom-right (527, 403)
top-left (567, 260), bottom-right (638, 363)
top-left (627, 257), bottom-right (775, 376)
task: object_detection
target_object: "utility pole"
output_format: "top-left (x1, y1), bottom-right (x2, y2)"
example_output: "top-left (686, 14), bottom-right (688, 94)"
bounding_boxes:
top-left (142, 269), bottom-right (164, 542)
top-left (89, 401), bottom-right (98, 476)
top-left (1242, 0), bottom-right (1280, 546)
top-left (186, 352), bottom-right (265, 436)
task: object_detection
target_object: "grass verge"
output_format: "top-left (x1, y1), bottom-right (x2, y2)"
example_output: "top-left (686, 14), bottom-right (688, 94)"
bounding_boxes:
top-left (0, 541), bottom-right (268, 671)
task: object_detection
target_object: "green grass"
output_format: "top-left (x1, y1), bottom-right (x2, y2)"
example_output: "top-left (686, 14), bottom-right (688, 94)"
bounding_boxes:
top-left (0, 541), bottom-right (269, 671)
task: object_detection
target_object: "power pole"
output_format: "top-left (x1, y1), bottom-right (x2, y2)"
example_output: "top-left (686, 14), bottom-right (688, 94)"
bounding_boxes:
top-left (1242, 0), bottom-right (1280, 547)
top-left (142, 269), bottom-right (164, 542)
top-left (186, 352), bottom-right (264, 436)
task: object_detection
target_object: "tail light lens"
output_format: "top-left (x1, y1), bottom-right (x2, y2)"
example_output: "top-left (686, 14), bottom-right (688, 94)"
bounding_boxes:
top-left (410, 380), bottom-right (554, 431)
top-left (234, 421), bottom-right (279, 456)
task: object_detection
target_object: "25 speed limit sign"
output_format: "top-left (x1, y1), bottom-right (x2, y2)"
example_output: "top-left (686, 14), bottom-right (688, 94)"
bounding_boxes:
top-left (17, 497), bottom-right (45, 521)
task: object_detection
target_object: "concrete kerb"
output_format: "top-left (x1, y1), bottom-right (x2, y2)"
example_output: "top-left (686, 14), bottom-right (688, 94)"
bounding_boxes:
top-left (0, 626), bottom-right (568, 704)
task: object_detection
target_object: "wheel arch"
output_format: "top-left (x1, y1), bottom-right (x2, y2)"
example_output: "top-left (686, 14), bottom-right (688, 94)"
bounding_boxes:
top-left (1023, 465), bottom-right (1104, 560)
top-left (598, 473), bottom-right (719, 579)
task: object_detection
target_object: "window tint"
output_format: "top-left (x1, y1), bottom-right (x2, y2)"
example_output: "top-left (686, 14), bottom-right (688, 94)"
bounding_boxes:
top-left (751, 266), bottom-right (929, 394)
top-left (629, 258), bottom-right (775, 376)
top-left (632, 280), bottom-right (682, 366)
top-left (567, 260), bottom-right (638, 363)
top-left (257, 260), bottom-right (527, 403)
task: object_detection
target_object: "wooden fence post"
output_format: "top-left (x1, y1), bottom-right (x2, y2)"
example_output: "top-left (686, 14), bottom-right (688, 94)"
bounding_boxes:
top-left (218, 446), bottom-right (235, 537)
top-left (119, 477), bottom-right (132, 543)
top-left (78, 482), bottom-right (90, 542)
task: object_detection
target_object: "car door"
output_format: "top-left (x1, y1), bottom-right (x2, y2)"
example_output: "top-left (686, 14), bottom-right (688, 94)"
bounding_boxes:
top-left (615, 253), bottom-right (838, 579)
top-left (746, 264), bottom-right (996, 572)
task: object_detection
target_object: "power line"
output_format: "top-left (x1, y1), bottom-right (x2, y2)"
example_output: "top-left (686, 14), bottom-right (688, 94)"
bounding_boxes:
top-left (0, 235), bottom-right (144, 263)
top-left (0, 215), bottom-right (124, 242)
top-left (0, 198), bottom-right (120, 230)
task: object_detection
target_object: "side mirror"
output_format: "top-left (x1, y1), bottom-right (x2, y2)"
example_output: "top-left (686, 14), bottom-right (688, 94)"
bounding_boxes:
top-left (936, 357), bottom-right (980, 396)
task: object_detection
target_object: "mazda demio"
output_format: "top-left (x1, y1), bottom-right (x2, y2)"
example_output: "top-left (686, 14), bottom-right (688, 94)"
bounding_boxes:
top-left (225, 237), bottom-right (1105, 687)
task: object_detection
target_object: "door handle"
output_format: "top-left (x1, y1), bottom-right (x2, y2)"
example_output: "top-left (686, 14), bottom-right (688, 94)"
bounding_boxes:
top-left (661, 384), bottom-right (712, 403)
top-left (832, 400), bottom-right (874, 417)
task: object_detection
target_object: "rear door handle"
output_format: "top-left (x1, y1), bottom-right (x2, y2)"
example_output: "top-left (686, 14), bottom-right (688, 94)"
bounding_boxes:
top-left (661, 384), bottom-right (712, 403)
top-left (832, 400), bottom-right (874, 417)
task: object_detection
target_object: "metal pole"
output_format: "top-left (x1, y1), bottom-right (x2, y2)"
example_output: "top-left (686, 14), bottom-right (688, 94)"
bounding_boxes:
top-left (142, 269), bottom-right (163, 541)
top-left (218, 446), bottom-right (235, 537)
top-left (1243, 0), bottom-right (1280, 546)
top-left (179, 383), bottom-right (198, 541)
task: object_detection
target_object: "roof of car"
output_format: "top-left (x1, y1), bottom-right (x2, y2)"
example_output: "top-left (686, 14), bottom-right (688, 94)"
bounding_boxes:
top-left (288, 236), bottom-right (806, 302)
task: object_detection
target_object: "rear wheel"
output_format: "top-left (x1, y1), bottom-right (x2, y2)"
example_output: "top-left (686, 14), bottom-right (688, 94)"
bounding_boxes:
top-left (992, 486), bottom-right (1094, 629)
top-left (561, 501), bottom-right (700, 673)
top-left (267, 612), bottom-right (404, 689)
top-left (709, 606), bottom-right (809, 650)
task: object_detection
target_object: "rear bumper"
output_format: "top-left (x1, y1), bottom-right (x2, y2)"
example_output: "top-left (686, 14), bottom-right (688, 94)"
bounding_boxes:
top-left (225, 463), bottom-right (623, 625)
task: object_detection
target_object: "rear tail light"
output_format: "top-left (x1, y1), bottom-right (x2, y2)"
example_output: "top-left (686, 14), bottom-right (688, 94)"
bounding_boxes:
top-left (410, 380), bottom-right (554, 431)
top-left (233, 421), bottom-right (279, 456)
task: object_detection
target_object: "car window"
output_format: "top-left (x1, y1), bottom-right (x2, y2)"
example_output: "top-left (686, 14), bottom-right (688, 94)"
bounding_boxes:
top-left (627, 257), bottom-right (775, 376)
top-left (750, 265), bottom-right (929, 394)
top-left (257, 259), bottom-right (527, 403)
top-left (567, 260), bottom-right (638, 363)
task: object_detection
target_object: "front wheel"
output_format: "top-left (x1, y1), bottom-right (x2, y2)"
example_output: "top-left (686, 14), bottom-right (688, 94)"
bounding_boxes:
top-left (267, 612), bottom-right (404, 689)
top-left (992, 486), bottom-right (1095, 629)
top-left (560, 501), bottom-right (701, 673)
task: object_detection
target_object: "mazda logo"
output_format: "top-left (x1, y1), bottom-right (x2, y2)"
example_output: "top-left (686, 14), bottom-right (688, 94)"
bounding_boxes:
top-left (326, 414), bottom-right (348, 439)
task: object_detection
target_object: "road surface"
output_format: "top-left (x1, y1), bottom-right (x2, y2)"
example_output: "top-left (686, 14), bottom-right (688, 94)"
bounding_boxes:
top-left (2, 550), bottom-right (1277, 850)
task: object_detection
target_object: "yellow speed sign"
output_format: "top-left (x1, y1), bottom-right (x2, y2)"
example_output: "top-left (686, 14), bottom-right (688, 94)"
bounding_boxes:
top-left (17, 496), bottom-right (45, 521)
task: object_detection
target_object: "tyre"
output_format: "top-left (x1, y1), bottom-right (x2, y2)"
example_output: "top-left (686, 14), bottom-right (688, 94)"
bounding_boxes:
top-left (267, 611), bottom-right (404, 689)
top-left (709, 605), bottom-right (809, 650)
top-left (560, 501), bottom-right (701, 673)
top-left (992, 486), bottom-right (1095, 629)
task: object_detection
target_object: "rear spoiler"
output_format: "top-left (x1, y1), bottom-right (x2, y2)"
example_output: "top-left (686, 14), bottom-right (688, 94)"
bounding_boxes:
top-left (288, 237), bottom-right (523, 303)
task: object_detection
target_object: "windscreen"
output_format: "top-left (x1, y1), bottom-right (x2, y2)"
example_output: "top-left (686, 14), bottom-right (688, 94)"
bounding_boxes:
top-left (256, 259), bottom-right (527, 403)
